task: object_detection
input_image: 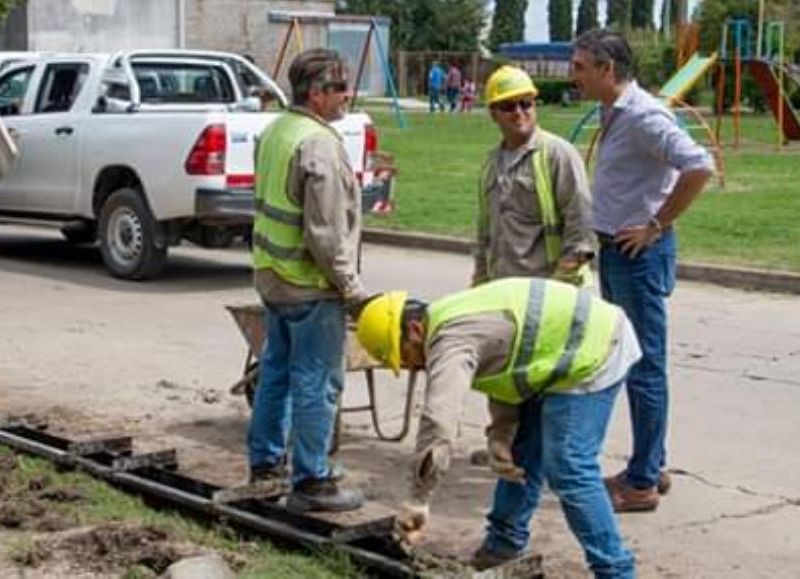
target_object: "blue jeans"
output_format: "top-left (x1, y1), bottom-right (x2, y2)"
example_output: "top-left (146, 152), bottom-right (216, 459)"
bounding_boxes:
top-left (599, 231), bottom-right (676, 489)
top-left (446, 87), bottom-right (459, 111)
top-left (483, 384), bottom-right (635, 579)
top-left (429, 88), bottom-right (444, 112)
top-left (247, 299), bottom-right (345, 486)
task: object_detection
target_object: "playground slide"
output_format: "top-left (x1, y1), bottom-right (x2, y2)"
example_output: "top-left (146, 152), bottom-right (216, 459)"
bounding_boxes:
top-left (748, 59), bottom-right (800, 140)
top-left (659, 52), bottom-right (719, 105)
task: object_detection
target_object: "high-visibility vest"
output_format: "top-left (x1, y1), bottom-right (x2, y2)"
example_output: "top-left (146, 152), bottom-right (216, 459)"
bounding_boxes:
top-left (252, 112), bottom-right (335, 289)
top-left (479, 130), bottom-right (562, 273)
top-left (426, 278), bottom-right (620, 404)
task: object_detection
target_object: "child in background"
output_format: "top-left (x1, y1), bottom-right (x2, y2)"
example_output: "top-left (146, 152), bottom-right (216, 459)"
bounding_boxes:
top-left (460, 78), bottom-right (476, 112)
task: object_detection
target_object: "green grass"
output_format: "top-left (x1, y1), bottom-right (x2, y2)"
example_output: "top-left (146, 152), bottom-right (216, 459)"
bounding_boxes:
top-left (365, 103), bottom-right (800, 272)
top-left (1, 447), bottom-right (363, 578)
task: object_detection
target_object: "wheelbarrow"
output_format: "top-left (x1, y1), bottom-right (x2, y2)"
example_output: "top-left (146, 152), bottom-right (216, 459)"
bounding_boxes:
top-left (227, 304), bottom-right (420, 447)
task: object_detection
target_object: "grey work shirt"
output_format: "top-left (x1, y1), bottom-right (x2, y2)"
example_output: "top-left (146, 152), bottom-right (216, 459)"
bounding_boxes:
top-left (593, 81), bottom-right (715, 234)
top-left (411, 308), bottom-right (641, 499)
top-left (254, 106), bottom-right (367, 305)
top-left (473, 128), bottom-right (596, 284)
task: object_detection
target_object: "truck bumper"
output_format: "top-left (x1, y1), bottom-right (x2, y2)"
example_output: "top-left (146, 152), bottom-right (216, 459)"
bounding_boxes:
top-left (195, 187), bottom-right (254, 224)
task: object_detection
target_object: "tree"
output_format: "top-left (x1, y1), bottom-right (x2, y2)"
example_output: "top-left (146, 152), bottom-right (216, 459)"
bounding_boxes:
top-left (549, 0), bottom-right (573, 41)
top-left (631, 0), bottom-right (654, 29)
top-left (695, 0), bottom-right (758, 56)
top-left (0, 0), bottom-right (21, 21)
top-left (576, 0), bottom-right (599, 36)
top-left (488, 0), bottom-right (528, 52)
top-left (695, 0), bottom-right (762, 111)
top-left (660, 0), bottom-right (678, 33)
top-left (606, 0), bottom-right (631, 31)
top-left (767, 0), bottom-right (800, 62)
top-left (337, 0), bottom-right (486, 52)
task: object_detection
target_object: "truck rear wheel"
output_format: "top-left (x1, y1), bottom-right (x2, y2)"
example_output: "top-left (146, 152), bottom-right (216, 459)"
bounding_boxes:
top-left (99, 188), bottom-right (167, 280)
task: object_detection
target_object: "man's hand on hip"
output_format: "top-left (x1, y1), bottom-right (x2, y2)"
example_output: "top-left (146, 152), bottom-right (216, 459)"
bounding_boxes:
top-left (615, 220), bottom-right (662, 258)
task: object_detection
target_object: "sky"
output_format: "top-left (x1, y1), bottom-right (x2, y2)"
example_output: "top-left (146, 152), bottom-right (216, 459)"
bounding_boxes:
top-left (524, 0), bottom-right (703, 42)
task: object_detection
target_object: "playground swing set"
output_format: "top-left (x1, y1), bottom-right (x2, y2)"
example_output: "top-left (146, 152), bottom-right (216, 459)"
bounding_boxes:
top-left (268, 10), bottom-right (406, 129)
top-left (717, 14), bottom-right (800, 149)
top-left (267, 11), bottom-right (405, 213)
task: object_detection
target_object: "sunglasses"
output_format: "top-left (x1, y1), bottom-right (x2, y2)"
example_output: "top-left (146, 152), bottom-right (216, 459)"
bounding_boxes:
top-left (494, 99), bottom-right (534, 113)
top-left (323, 80), bottom-right (350, 94)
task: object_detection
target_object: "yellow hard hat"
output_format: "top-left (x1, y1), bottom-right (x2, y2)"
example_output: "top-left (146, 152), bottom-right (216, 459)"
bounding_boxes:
top-left (484, 65), bottom-right (538, 105)
top-left (356, 291), bottom-right (408, 376)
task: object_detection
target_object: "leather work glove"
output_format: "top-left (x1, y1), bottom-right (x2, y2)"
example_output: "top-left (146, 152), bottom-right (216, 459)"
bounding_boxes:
top-left (553, 262), bottom-right (593, 287)
top-left (487, 439), bottom-right (526, 484)
top-left (394, 497), bottom-right (430, 546)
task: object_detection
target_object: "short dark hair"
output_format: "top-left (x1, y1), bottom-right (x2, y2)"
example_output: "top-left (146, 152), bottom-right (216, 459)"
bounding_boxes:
top-left (573, 29), bottom-right (634, 82)
top-left (401, 299), bottom-right (428, 340)
top-left (288, 48), bottom-right (348, 106)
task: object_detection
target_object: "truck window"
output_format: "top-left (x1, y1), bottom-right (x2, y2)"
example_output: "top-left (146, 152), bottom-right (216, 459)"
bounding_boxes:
top-left (0, 66), bottom-right (34, 116)
top-left (131, 62), bottom-right (235, 104)
top-left (35, 63), bottom-right (90, 114)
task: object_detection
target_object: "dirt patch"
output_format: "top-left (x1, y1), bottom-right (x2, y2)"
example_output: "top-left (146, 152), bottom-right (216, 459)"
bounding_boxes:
top-left (0, 449), bottom-right (243, 577)
top-left (0, 455), bottom-right (82, 533)
top-left (0, 451), bottom-right (17, 474)
top-left (7, 539), bottom-right (50, 567)
top-left (50, 522), bottom-right (198, 574)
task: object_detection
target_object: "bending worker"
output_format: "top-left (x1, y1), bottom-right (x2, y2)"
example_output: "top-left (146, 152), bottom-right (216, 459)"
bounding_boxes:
top-left (475, 65), bottom-right (595, 289)
top-left (356, 277), bottom-right (641, 577)
top-left (248, 48), bottom-right (367, 513)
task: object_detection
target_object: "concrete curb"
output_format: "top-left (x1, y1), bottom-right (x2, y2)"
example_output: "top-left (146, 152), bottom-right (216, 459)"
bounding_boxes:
top-left (363, 228), bottom-right (800, 295)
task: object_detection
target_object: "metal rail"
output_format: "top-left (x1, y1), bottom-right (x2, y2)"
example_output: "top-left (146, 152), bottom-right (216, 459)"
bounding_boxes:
top-left (0, 422), bottom-right (541, 578)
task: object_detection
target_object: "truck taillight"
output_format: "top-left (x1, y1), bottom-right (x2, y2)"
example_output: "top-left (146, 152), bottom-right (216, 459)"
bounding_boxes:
top-left (226, 174), bottom-right (255, 188)
top-left (185, 124), bottom-right (226, 175)
top-left (363, 123), bottom-right (378, 170)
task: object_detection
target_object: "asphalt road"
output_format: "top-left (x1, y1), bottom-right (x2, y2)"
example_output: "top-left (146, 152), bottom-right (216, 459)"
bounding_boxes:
top-left (0, 225), bottom-right (798, 577)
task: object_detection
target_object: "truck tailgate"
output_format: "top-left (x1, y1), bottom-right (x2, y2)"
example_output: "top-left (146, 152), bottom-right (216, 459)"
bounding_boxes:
top-left (223, 111), bottom-right (371, 187)
top-left (224, 112), bottom-right (276, 186)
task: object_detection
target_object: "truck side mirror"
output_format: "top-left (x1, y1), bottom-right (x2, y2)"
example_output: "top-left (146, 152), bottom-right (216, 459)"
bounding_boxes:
top-left (93, 95), bottom-right (108, 113)
top-left (237, 96), bottom-right (262, 112)
top-left (94, 95), bottom-right (136, 114)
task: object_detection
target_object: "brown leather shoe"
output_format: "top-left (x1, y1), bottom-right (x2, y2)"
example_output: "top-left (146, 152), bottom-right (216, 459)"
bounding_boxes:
top-left (608, 482), bottom-right (659, 513)
top-left (604, 469), bottom-right (671, 495)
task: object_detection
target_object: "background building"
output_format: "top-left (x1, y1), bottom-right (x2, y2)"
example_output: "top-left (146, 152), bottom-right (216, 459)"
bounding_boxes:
top-left (0, 0), bottom-right (389, 95)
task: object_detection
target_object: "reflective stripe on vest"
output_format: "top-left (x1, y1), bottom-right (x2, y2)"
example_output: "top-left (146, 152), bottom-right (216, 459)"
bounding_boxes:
top-left (479, 130), bottom-right (563, 275)
top-left (252, 112), bottom-right (334, 289)
top-left (531, 131), bottom-right (562, 267)
top-left (426, 278), bottom-right (619, 404)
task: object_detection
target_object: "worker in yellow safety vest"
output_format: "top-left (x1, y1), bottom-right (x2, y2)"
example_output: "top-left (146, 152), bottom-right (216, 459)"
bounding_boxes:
top-left (475, 65), bottom-right (596, 288)
top-left (248, 48), bottom-right (368, 514)
top-left (356, 278), bottom-right (640, 576)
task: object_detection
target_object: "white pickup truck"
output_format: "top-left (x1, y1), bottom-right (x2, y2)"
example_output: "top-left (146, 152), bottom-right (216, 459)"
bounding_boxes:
top-left (0, 50), bottom-right (382, 279)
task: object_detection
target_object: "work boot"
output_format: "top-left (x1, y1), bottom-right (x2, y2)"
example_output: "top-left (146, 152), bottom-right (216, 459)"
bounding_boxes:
top-left (241, 460), bottom-right (290, 501)
top-left (249, 458), bottom-right (288, 484)
top-left (470, 545), bottom-right (530, 571)
top-left (286, 478), bottom-right (364, 513)
top-left (608, 482), bottom-right (659, 513)
top-left (604, 469), bottom-right (672, 495)
top-left (327, 462), bottom-right (347, 483)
